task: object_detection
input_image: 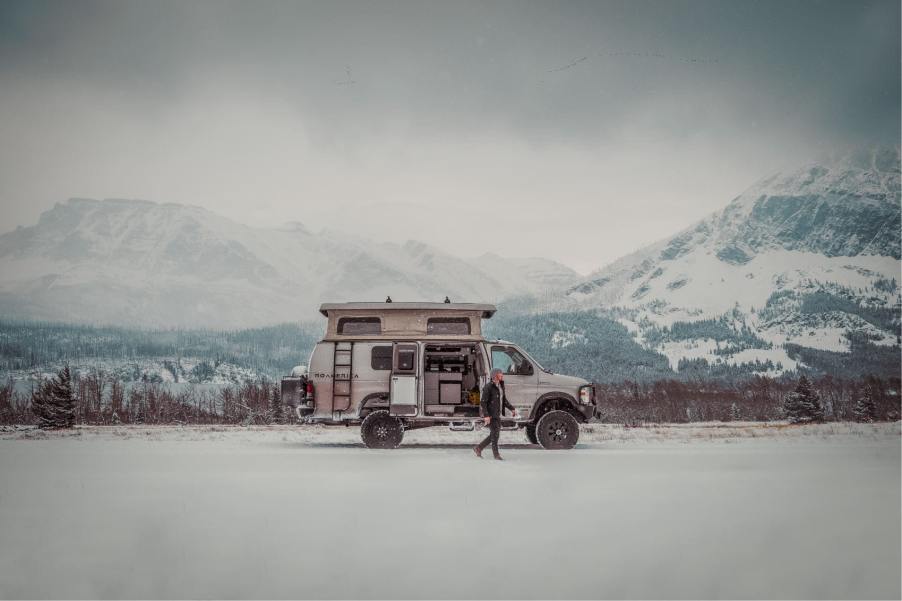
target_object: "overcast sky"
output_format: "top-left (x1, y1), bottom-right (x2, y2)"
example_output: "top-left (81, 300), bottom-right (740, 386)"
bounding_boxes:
top-left (0, 0), bottom-right (899, 273)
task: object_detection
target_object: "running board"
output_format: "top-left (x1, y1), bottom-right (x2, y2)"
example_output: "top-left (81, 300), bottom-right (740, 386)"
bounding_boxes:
top-left (449, 422), bottom-right (475, 432)
top-left (466, 421), bottom-right (519, 431)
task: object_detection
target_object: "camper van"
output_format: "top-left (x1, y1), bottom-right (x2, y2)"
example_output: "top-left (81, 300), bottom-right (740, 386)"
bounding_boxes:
top-left (281, 302), bottom-right (597, 450)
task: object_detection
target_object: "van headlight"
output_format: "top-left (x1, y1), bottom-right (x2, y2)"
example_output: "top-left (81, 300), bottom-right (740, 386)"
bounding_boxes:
top-left (579, 385), bottom-right (593, 404)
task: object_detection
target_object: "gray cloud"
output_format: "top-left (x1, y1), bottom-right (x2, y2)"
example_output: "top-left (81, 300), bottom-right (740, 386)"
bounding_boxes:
top-left (0, 0), bottom-right (898, 273)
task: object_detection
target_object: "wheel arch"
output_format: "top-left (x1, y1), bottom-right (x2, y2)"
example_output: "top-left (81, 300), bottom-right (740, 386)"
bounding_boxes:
top-left (530, 392), bottom-right (587, 423)
top-left (358, 392), bottom-right (390, 418)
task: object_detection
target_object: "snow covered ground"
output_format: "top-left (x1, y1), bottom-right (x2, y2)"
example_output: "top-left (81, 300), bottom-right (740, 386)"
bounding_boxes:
top-left (1, 423), bottom-right (899, 599)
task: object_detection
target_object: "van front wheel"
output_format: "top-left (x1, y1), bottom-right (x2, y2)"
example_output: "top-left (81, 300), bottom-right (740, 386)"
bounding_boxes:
top-left (535, 410), bottom-right (579, 450)
top-left (361, 410), bottom-right (404, 449)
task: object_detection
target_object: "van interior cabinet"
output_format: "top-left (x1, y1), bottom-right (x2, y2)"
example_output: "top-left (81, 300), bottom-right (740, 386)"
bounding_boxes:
top-left (439, 373), bottom-right (462, 404)
top-left (424, 372), bottom-right (441, 403)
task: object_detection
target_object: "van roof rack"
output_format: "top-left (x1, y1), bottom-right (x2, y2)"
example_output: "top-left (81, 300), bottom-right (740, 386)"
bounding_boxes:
top-left (319, 302), bottom-right (496, 318)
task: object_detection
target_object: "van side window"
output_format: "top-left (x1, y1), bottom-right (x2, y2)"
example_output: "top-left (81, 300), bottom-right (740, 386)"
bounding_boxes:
top-left (337, 317), bottom-right (381, 335)
top-left (426, 317), bottom-right (471, 335)
top-left (371, 346), bottom-right (392, 370)
top-left (491, 346), bottom-right (534, 376)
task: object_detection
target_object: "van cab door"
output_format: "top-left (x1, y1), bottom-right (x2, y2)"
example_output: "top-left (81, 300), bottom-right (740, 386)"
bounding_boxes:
top-left (489, 344), bottom-right (537, 415)
top-left (390, 343), bottom-right (419, 417)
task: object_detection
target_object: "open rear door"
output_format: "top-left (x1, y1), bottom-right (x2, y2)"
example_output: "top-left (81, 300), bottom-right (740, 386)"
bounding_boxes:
top-left (390, 343), bottom-right (419, 417)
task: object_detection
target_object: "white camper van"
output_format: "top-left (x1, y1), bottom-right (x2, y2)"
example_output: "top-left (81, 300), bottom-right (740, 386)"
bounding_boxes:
top-left (282, 302), bottom-right (597, 449)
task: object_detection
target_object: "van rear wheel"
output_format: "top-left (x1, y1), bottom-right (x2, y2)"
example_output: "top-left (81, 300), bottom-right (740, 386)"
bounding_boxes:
top-left (361, 410), bottom-right (404, 449)
top-left (535, 410), bottom-right (579, 450)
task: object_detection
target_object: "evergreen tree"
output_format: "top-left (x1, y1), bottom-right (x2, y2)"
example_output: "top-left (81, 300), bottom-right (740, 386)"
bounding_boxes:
top-left (269, 383), bottom-right (283, 424)
top-left (782, 376), bottom-right (824, 423)
top-left (31, 365), bottom-right (76, 429)
top-left (853, 386), bottom-right (877, 423)
top-left (729, 402), bottom-right (741, 421)
top-left (31, 379), bottom-right (53, 427)
top-left (52, 365), bottom-right (77, 428)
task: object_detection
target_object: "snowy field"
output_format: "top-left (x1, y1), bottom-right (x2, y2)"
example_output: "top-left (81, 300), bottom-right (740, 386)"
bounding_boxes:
top-left (1, 423), bottom-right (899, 599)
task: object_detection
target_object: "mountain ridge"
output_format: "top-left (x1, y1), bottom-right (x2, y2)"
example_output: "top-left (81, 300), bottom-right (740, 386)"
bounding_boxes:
top-left (550, 146), bottom-right (900, 375)
top-left (0, 197), bottom-right (580, 327)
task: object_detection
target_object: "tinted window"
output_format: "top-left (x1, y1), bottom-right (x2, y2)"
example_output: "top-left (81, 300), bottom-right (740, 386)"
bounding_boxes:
top-left (491, 346), bottom-right (534, 376)
top-left (398, 349), bottom-right (416, 371)
top-left (427, 318), bottom-right (471, 335)
top-left (338, 317), bottom-right (381, 335)
top-left (371, 346), bottom-right (392, 370)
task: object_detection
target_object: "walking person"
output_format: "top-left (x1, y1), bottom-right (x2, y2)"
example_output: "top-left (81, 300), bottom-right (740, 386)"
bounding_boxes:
top-left (474, 368), bottom-right (519, 460)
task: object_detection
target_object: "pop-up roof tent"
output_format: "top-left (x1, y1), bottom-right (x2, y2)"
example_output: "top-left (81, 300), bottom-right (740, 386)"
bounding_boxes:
top-left (318, 302), bottom-right (496, 341)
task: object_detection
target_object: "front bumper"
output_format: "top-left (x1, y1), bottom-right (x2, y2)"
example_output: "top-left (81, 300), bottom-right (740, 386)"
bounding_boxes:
top-left (578, 383), bottom-right (598, 421)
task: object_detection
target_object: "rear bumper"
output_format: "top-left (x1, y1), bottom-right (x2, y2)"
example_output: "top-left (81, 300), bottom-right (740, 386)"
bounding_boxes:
top-left (294, 402), bottom-right (315, 421)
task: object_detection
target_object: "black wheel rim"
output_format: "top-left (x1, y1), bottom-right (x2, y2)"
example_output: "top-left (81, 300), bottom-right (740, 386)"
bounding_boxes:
top-left (373, 421), bottom-right (391, 440)
top-left (367, 416), bottom-right (398, 447)
top-left (544, 418), bottom-right (572, 445)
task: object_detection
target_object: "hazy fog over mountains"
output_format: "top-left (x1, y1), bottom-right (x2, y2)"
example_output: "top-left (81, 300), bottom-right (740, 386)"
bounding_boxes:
top-left (2, 1), bottom-right (898, 274)
top-left (0, 197), bottom-right (579, 327)
top-left (0, 147), bottom-right (898, 351)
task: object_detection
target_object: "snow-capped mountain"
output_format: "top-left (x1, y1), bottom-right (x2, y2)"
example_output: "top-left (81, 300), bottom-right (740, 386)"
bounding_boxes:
top-left (1, 148), bottom-right (898, 381)
top-left (556, 147), bottom-right (901, 373)
top-left (0, 198), bottom-right (579, 327)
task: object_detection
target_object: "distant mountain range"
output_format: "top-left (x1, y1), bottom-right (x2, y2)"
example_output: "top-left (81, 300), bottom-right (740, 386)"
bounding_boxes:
top-left (0, 146), bottom-right (899, 381)
top-left (0, 199), bottom-right (578, 327)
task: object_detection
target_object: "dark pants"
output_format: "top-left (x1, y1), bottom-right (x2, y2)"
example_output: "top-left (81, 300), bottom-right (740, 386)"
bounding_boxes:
top-left (476, 419), bottom-right (502, 457)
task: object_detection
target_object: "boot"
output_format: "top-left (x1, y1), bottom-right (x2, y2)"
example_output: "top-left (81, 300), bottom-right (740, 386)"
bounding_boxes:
top-left (493, 454), bottom-right (504, 461)
top-left (473, 446), bottom-right (483, 458)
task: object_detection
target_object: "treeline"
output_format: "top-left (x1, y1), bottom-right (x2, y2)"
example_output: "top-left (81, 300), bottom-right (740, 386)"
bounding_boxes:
top-left (0, 320), bottom-right (319, 378)
top-left (643, 313), bottom-right (771, 352)
top-left (489, 310), bottom-right (793, 383)
top-left (486, 310), bottom-right (675, 382)
top-left (594, 375), bottom-right (900, 424)
top-left (1, 368), bottom-right (898, 427)
top-left (0, 370), bottom-right (294, 426)
top-left (5, 313), bottom-right (900, 386)
top-left (489, 308), bottom-right (900, 383)
top-left (785, 336), bottom-right (901, 380)
top-left (759, 287), bottom-right (901, 339)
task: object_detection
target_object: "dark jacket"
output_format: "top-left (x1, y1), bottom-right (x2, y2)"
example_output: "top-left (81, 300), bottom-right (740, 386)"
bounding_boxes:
top-left (481, 381), bottom-right (515, 419)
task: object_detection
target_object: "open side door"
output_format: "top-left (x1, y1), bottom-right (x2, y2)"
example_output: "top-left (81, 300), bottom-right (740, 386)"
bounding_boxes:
top-left (390, 343), bottom-right (419, 417)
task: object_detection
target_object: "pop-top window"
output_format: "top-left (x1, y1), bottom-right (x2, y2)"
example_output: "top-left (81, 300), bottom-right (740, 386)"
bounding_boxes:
top-left (371, 346), bottom-right (392, 370)
top-left (337, 317), bottom-right (381, 335)
top-left (426, 317), bottom-right (471, 335)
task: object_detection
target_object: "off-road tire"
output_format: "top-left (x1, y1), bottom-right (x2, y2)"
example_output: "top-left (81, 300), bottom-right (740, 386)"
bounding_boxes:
top-left (360, 410), bottom-right (404, 449)
top-left (535, 410), bottom-right (579, 450)
top-left (524, 424), bottom-right (538, 445)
